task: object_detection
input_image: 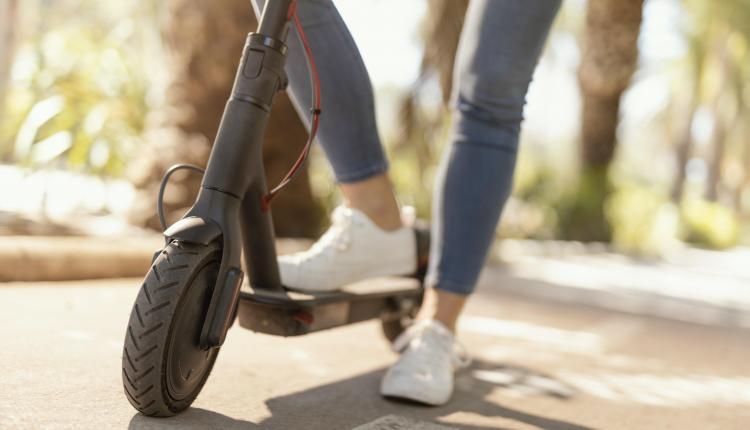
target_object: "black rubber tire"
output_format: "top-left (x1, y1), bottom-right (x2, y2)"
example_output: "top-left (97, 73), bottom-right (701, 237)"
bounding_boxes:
top-left (381, 318), bottom-right (409, 344)
top-left (381, 305), bottom-right (419, 344)
top-left (381, 224), bottom-right (428, 343)
top-left (122, 240), bottom-right (221, 417)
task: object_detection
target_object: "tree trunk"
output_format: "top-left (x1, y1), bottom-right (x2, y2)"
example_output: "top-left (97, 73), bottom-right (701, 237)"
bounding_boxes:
top-left (128, 0), bottom-right (322, 238)
top-left (0, 0), bottom-right (18, 118)
top-left (563, 0), bottom-right (644, 242)
top-left (705, 36), bottom-right (733, 203)
top-left (706, 113), bottom-right (727, 202)
top-left (671, 99), bottom-right (697, 203)
top-left (418, 0), bottom-right (468, 104)
top-left (671, 34), bottom-right (706, 204)
top-left (737, 119), bottom-right (750, 214)
top-left (397, 0), bottom-right (467, 149)
top-left (578, 0), bottom-right (644, 168)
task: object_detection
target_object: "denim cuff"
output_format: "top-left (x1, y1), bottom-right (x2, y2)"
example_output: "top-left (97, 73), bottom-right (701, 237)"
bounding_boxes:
top-left (333, 160), bottom-right (389, 184)
top-left (425, 274), bottom-right (474, 296)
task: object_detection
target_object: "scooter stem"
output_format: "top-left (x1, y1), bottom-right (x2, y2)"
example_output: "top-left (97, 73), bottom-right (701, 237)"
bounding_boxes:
top-left (165, 0), bottom-right (296, 348)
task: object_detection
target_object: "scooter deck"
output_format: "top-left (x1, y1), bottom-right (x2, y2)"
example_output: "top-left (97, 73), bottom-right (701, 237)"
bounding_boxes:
top-left (239, 276), bottom-right (421, 307)
top-left (236, 276), bottom-right (422, 337)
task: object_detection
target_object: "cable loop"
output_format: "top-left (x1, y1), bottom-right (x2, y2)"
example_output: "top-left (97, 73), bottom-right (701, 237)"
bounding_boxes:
top-left (261, 10), bottom-right (322, 210)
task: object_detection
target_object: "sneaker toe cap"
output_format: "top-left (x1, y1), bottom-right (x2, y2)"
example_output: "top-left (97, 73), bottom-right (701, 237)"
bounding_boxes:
top-left (380, 365), bottom-right (452, 406)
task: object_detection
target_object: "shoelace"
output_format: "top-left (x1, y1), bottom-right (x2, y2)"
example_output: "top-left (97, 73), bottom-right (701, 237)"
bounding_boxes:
top-left (304, 208), bottom-right (353, 259)
top-left (392, 319), bottom-right (472, 369)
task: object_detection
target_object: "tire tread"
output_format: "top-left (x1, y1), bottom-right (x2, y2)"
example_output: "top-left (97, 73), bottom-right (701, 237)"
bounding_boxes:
top-left (121, 241), bottom-right (220, 417)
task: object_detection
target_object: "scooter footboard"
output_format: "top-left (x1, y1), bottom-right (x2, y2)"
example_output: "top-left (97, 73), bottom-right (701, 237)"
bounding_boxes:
top-left (236, 277), bottom-right (422, 336)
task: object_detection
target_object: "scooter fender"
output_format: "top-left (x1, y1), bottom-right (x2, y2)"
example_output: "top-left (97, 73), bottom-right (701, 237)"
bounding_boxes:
top-left (163, 216), bottom-right (222, 245)
top-left (164, 208), bottom-right (243, 349)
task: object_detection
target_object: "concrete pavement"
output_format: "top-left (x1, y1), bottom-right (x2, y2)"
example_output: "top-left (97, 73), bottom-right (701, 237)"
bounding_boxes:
top-left (1, 274), bottom-right (748, 429)
top-left (2, 234), bottom-right (747, 336)
top-left (491, 242), bottom-right (750, 330)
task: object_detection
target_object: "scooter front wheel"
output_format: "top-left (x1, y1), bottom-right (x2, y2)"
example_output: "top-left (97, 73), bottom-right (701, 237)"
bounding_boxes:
top-left (122, 240), bottom-right (221, 417)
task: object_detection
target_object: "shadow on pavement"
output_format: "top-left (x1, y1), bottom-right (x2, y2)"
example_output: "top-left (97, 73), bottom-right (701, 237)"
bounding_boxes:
top-left (128, 360), bottom-right (592, 430)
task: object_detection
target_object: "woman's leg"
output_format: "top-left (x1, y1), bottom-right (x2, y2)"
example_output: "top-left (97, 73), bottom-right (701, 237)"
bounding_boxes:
top-left (382, 0), bottom-right (561, 405)
top-left (251, 0), bottom-right (401, 230)
top-left (422, 0), bottom-right (562, 326)
top-left (251, 0), bottom-right (414, 292)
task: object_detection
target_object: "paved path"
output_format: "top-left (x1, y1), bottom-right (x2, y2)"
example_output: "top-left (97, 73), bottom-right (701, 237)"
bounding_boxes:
top-left (1, 275), bottom-right (748, 429)
top-left (492, 242), bottom-right (750, 329)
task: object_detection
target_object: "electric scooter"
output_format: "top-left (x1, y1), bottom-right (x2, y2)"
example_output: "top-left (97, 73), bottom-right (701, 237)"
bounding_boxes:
top-left (121, 0), bottom-right (427, 417)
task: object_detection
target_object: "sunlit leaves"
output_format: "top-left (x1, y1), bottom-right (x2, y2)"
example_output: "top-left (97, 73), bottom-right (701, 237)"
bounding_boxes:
top-left (0, 0), bottom-right (157, 176)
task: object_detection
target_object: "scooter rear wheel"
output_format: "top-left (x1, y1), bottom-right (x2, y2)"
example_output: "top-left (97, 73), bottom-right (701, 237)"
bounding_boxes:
top-left (122, 240), bottom-right (221, 417)
top-left (381, 302), bottom-right (419, 343)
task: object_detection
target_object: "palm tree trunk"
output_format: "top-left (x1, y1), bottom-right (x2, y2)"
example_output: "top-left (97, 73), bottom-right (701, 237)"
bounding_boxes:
top-left (672, 34), bottom-right (706, 204)
top-left (419, 0), bottom-right (468, 104)
top-left (706, 114), bottom-right (727, 202)
top-left (0, 0), bottom-right (18, 119)
top-left (671, 98), bottom-right (697, 203)
top-left (579, 0), bottom-right (644, 167)
top-left (566, 0), bottom-right (644, 242)
top-left (737, 119), bottom-right (750, 214)
top-left (705, 35), bottom-right (732, 203)
top-left (128, 0), bottom-right (321, 237)
top-left (396, 0), bottom-right (467, 147)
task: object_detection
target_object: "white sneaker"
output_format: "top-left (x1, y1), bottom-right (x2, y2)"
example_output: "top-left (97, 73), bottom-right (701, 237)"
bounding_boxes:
top-left (278, 206), bottom-right (417, 291)
top-left (380, 319), bottom-right (471, 406)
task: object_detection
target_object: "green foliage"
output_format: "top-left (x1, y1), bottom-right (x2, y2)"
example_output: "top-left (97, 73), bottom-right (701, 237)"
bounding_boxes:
top-left (387, 98), bottom-right (451, 219)
top-left (555, 166), bottom-right (612, 243)
top-left (680, 198), bottom-right (740, 249)
top-left (0, 1), bottom-right (156, 176)
top-left (606, 186), bottom-right (680, 255)
top-left (1, 0), bottom-right (744, 253)
top-left (499, 153), bottom-right (565, 240)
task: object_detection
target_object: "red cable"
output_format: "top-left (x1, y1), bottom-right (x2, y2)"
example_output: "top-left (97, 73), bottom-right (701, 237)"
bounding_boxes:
top-left (262, 8), bottom-right (322, 211)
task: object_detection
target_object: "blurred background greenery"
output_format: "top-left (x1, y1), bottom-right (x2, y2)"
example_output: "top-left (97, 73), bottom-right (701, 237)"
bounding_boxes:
top-left (0, 0), bottom-right (748, 255)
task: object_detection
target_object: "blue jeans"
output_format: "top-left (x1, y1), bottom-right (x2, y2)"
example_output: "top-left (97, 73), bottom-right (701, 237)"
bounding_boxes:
top-left (252, 0), bottom-right (561, 295)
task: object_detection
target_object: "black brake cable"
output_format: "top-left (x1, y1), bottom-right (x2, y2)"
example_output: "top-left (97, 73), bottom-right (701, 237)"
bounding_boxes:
top-left (156, 163), bottom-right (205, 237)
